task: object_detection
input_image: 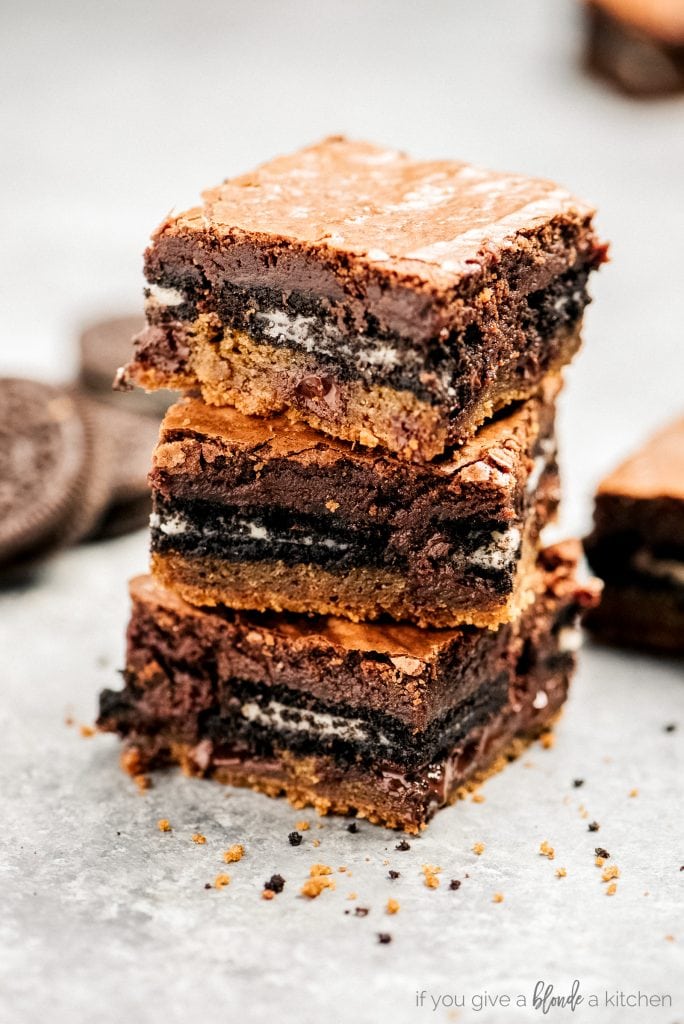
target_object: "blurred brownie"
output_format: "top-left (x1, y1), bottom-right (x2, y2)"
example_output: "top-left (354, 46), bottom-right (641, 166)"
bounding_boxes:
top-left (585, 416), bottom-right (684, 653)
top-left (119, 137), bottom-right (606, 461)
top-left (585, 0), bottom-right (684, 95)
top-left (98, 543), bottom-right (599, 832)
top-left (149, 379), bottom-right (560, 628)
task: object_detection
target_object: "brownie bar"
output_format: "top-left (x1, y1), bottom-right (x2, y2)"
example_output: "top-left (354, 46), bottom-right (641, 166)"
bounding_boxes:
top-left (119, 137), bottom-right (606, 461)
top-left (148, 379), bottom-right (560, 628)
top-left (98, 543), bottom-right (599, 832)
top-left (585, 416), bottom-right (684, 653)
top-left (585, 0), bottom-right (684, 96)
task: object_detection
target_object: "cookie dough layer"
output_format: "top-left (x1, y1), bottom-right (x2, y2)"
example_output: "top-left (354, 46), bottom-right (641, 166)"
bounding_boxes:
top-left (98, 543), bottom-right (599, 831)
top-left (585, 415), bottom-right (684, 653)
top-left (120, 137), bottom-right (605, 460)
top-left (149, 382), bottom-right (560, 627)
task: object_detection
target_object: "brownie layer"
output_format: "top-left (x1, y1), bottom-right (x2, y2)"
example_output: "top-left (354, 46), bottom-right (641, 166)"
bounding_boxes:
top-left (585, 1), bottom-right (684, 95)
top-left (119, 137), bottom-right (605, 460)
top-left (148, 383), bottom-right (560, 627)
top-left (98, 543), bottom-right (599, 830)
top-left (585, 416), bottom-right (684, 652)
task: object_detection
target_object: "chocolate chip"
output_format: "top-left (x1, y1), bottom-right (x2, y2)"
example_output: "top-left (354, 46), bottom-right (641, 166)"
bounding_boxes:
top-left (595, 847), bottom-right (610, 859)
top-left (395, 839), bottom-right (410, 851)
top-left (377, 933), bottom-right (392, 944)
top-left (264, 874), bottom-right (285, 894)
top-left (355, 907), bottom-right (369, 917)
top-left (346, 822), bottom-right (359, 834)
top-left (388, 870), bottom-right (400, 880)
top-left (588, 821), bottom-right (600, 832)
top-left (572, 779), bottom-right (585, 788)
top-left (288, 831), bottom-right (303, 846)
top-left (449, 879), bottom-right (461, 890)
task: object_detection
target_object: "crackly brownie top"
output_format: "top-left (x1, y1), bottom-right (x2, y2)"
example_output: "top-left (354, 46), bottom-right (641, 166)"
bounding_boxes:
top-left (598, 416), bottom-right (684, 503)
top-left (588, 0), bottom-right (684, 43)
top-left (152, 137), bottom-right (596, 290)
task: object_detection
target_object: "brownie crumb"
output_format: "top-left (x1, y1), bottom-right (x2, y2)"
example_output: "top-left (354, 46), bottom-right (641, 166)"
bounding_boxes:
top-left (588, 821), bottom-right (600, 832)
top-left (395, 839), bottom-right (410, 851)
top-left (204, 882), bottom-right (212, 890)
top-left (346, 822), bottom-right (359, 834)
top-left (664, 723), bottom-right (677, 733)
top-left (388, 870), bottom-right (400, 880)
top-left (288, 831), bottom-right (303, 846)
top-left (191, 833), bottom-right (206, 845)
top-left (539, 841), bottom-right (555, 860)
top-left (377, 933), bottom-right (392, 944)
top-left (449, 879), bottom-right (461, 890)
top-left (386, 899), bottom-right (400, 915)
top-left (573, 779), bottom-right (585, 788)
top-left (493, 892), bottom-right (504, 903)
top-left (157, 819), bottom-right (172, 833)
top-left (472, 842), bottom-right (485, 856)
top-left (354, 906), bottom-right (369, 917)
top-left (214, 874), bottom-right (231, 889)
top-left (224, 844), bottom-right (245, 863)
top-left (264, 874), bottom-right (285, 894)
top-left (595, 847), bottom-right (610, 859)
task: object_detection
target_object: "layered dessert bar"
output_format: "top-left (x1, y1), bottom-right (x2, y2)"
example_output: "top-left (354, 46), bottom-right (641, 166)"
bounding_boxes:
top-left (585, 416), bottom-right (684, 653)
top-left (585, 0), bottom-right (684, 96)
top-left (98, 543), bottom-right (599, 832)
top-left (149, 380), bottom-right (560, 628)
top-left (119, 137), bottom-right (606, 461)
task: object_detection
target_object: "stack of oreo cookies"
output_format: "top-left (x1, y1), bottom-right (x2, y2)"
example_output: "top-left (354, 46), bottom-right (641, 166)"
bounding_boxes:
top-left (99, 138), bottom-right (605, 831)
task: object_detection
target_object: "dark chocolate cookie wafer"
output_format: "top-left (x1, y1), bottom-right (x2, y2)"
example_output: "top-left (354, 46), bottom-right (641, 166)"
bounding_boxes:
top-left (79, 315), bottom-right (173, 416)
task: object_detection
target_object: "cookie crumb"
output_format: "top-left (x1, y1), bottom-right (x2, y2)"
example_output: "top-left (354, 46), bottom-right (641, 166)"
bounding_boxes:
top-left (354, 906), bottom-right (369, 917)
top-left (191, 833), bottom-right (206, 845)
top-left (606, 882), bottom-right (617, 896)
top-left (157, 819), bottom-right (172, 833)
top-left (539, 841), bottom-right (555, 860)
top-left (629, 788), bottom-right (639, 798)
top-left (301, 875), bottom-right (335, 898)
top-left (595, 857), bottom-right (605, 868)
top-left (555, 868), bottom-right (567, 878)
top-left (386, 899), bottom-right (400, 915)
top-left (595, 847), bottom-right (610, 859)
top-left (395, 839), bottom-right (410, 851)
top-left (223, 844), bottom-right (244, 863)
top-left (346, 822), bottom-right (359, 834)
top-left (295, 820), bottom-right (310, 831)
top-left (79, 724), bottom-right (95, 738)
top-left (539, 730), bottom-right (555, 749)
top-left (309, 863), bottom-right (333, 876)
top-left (601, 865), bottom-right (620, 883)
top-left (492, 892), bottom-right (504, 903)
top-left (377, 933), bottom-right (392, 944)
top-left (312, 838), bottom-right (321, 848)
top-left (471, 793), bottom-right (485, 804)
top-left (204, 882), bottom-right (212, 890)
top-left (421, 864), bottom-right (442, 889)
top-left (264, 874), bottom-right (285, 894)
top-left (449, 879), bottom-right (461, 890)
top-left (588, 821), bottom-right (600, 832)
top-left (261, 889), bottom-right (275, 900)
top-left (133, 773), bottom-right (150, 792)
top-left (288, 831), bottom-right (303, 847)
top-left (347, 892), bottom-right (357, 900)
top-left (214, 874), bottom-right (231, 889)
top-left (472, 842), bottom-right (485, 856)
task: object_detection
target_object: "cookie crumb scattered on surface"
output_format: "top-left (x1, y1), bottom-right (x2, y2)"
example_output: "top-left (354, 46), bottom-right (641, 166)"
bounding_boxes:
top-left (539, 731), bottom-right (555, 749)
top-left (223, 844), bottom-right (244, 863)
top-left (601, 865), bottom-right (620, 882)
top-left (539, 841), bottom-right (555, 860)
top-left (606, 882), bottom-right (617, 896)
top-left (191, 833), bottom-right (206, 845)
top-left (355, 906), bottom-right (369, 917)
top-left (421, 864), bottom-right (442, 888)
top-left (472, 842), bottom-right (485, 856)
top-left (264, 874), bottom-right (285, 894)
top-left (157, 819), bottom-right (172, 832)
top-left (309, 863), bottom-right (333, 876)
top-left (261, 889), bottom-right (275, 900)
top-left (388, 870), bottom-right (400, 880)
top-left (288, 831), bottom-right (303, 847)
top-left (386, 898), bottom-right (400, 914)
top-left (301, 875), bottom-right (335, 898)
top-left (555, 868), bottom-right (567, 878)
top-left (449, 879), bottom-right (461, 890)
top-left (595, 857), bottom-right (605, 868)
top-left (295, 820), bottom-right (310, 831)
top-left (573, 779), bottom-right (584, 788)
top-left (377, 933), bottom-right (392, 944)
top-left (493, 892), bottom-right (504, 903)
top-left (395, 839), bottom-right (410, 851)
top-left (588, 821), bottom-right (600, 832)
top-left (79, 725), bottom-right (95, 738)
top-left (629, 788), bottom-right (639, 798)
top-left (312, 838), bottom-right (321, 848)
top-left (595, 847), bottom-right (610, 859)
top-left (347, 892), bottom-right (357, 900)
top-left (204, 882), bottom-right (212, 890)
top-left (346, 822), bottom-right (359, 833)
top-left (214, 874), bottom-right (231, 889)
top-left (471, 793), bottom-right (485, 803)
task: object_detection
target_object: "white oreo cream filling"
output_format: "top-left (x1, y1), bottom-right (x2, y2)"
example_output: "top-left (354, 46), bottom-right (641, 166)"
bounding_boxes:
top-left (632, 549), bottom-right (684, 587)
top-left (468, 528), bottom-right (521, 573)
top-left (240, 699), bottom-right (391, 747)
top-left (147, 284), bottom-right (185, 307)
top-left (255, 308), bottom-right (404, 372)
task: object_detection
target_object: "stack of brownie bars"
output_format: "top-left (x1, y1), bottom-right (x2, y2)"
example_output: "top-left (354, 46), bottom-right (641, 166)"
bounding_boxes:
top-left (99, 138), bottom-right (606, 832)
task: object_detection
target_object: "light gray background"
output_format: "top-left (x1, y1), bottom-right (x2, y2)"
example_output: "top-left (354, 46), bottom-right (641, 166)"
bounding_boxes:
top-left (1, 2), bottom-right (682, 1023)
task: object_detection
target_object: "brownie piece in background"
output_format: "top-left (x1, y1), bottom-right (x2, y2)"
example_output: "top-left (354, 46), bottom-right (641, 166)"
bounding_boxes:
top-left (119, 136), bottom-right (606, 462)
top-left (585, 416), bottom-right (684, 653)
top-left (149, 379), bottom-right (561, 628)
top-left (585, 0), bottom-right (684, 95)
top-left (98, 543), bottom-right (599, 833)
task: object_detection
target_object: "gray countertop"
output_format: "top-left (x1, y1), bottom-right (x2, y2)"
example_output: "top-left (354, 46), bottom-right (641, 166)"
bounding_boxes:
top-left (1, 2), bottom-right (683, 1022)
